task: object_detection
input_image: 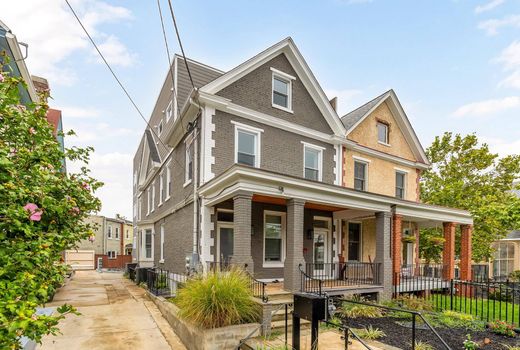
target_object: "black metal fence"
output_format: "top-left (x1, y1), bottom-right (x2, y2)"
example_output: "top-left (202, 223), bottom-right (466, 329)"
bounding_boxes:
top-left (395, 278), bottom-right (520, 327)
top-left (126, 263), bottom-right (137, 281)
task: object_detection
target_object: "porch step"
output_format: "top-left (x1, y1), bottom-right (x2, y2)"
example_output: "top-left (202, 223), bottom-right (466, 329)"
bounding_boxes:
top-left (271, 318), bottom-right (310, 331)
top-left (271, 306), bottom-right (293, 322)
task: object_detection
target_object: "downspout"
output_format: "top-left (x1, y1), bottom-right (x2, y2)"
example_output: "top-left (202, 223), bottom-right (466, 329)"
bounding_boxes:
top-left (190, 94), bottom-right (202, 270)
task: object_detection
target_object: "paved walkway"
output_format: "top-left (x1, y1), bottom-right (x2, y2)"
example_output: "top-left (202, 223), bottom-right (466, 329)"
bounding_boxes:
top-left (38, 270), bottom-right (186, 350)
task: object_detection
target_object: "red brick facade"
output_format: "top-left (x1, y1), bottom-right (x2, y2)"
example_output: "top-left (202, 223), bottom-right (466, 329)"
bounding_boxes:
top-left (95, 254), bottom-right (132, 269)
top-left (442, 222), bottom-right (456, 280)
top-left (460, 224), bottom-right (473, 281)
top-left (392, 214), bottom-right (403, 284)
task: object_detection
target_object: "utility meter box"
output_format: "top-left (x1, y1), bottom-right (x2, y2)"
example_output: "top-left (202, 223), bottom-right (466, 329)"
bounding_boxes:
top-left (293, 293), bottom-right (326, 322)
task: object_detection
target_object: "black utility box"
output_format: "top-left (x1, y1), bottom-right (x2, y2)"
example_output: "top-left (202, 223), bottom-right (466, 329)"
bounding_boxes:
top-left (293, 293), bottom-right (326, 322)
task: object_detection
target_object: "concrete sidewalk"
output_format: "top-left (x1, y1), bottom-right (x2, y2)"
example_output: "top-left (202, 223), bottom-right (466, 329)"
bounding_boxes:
top-left (38, 270), bottom-right (186, 350)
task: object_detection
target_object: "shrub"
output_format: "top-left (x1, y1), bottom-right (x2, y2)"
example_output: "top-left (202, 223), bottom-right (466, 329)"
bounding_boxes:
top-left (394, 295), bottom-right (434, 311)
top-left (488, 288), bottom-right (513, 302)
top-left (175, 268), bottom-right (259, 328)
top-left (463, 334), bottom-right (479, 350)
top-left (504, 346), bottom-right (520, 350)
top-left (509, 270), bottom-right (520, 282)
top-left (340, 302), bottom-right (383, 318)
top-left (414, 341), bottom-right (434, 350)
top-left (0, 63), bottom-right (101, 347)
top-left (428, 311), bottom-right (485, 331)
top-left (355, 326), bottom-right (386, 340)
top-left (488, 319), bottom-right (516, 337)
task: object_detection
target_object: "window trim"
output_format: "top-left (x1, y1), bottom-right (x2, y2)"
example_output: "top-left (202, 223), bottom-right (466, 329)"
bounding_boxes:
top-left (142, 227), bottom-right (154, 261)
top-left (146, 188), bottom-right (151, 216)
top-left (395, 171), bottom-right (407, 199)
top-left (159, 224), bottom-right (165, 263)
top-left (166, 161), bottom-right (172, 201)
top-left (302, 141), bottom-right (324, 182)
top-left (353, 160), bottom-right (369, 191)
top-left (345, 221), bottom-right (363, 262)
top-left (377, 121), bottom-right (390, 146)
top-left (493, 242), bottom-right (515, 278)
top-left (184, 133), bottom-right (194, 187)
top-left (233, 121), bottom-right (263, 168)
top-left (271, 68), bottom-right (295, 113)
top-left (107, 250), bottom-right (117, 259)
top-left (115, 226), bottom-right (119, 240)
top-left (166, 100), bottom-right (173, 121)
top-left (262, 210), bottom-right (287, 268)
top-left (159, 170), bottom-right (164, 205)
top-left (107, 225), bottom-right (112, 239)
top-left (150, 181), bottom-right (155, 212)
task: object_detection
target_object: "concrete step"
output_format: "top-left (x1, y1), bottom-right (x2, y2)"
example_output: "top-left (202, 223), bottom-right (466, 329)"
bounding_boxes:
top-left (271, 307), bottom-right (293, 322)
top-left (271, 318), bottom-right (310, 331)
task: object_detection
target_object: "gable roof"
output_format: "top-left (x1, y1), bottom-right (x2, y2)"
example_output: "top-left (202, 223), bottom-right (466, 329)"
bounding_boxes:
top-left (200, 37), bottom-right (346, 136)
top-left (342, 89), bottom-right (430, 165)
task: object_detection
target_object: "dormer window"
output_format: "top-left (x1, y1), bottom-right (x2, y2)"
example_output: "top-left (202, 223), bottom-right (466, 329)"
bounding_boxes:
top-left (377, 122), bottom-right (389, 145)
top-left (271, 68), bottom-right (295, 113)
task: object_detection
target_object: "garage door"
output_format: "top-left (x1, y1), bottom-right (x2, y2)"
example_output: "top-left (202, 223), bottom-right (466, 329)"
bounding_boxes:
top-left (65, 250), bottom-right (95, 270)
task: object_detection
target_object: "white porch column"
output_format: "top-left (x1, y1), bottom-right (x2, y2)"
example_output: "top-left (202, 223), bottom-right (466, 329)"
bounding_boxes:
top-left (199, 198), bottom-right (214, 273)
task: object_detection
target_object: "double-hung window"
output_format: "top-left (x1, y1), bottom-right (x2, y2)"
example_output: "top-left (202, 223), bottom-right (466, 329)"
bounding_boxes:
top-left (107, 251), bottom-right (116, 259)
top-left (107, 225), bottom-right (112, 239)
top-left (145, 229), bottom-right (152, 259)
top-left (233, 122), bottom-right (262, 168)
top-left (493, 242), bottom-right (515, 279)
top-left (354, 161), bottom-right (368, 191)
top-left (264, 211), bottom-right (286, 267)
top-left (147, 188), bottom-right (151, 215)
top-left (377, 122), bottom-right (389, 144)
top-left (166, 162), bottom-right (172, 199)
top-left (303, 143), bottom-right (323, 181)
top-left (271, 68), bottom-right (295, 112)
top-left (185, 135), bottom-right (194, 185)
top-left (159, 171), bottom-right (164, 204)
top-left (151, 182), bottom-right (155, 212)
top-left (115, 227), bottom-right (119, 239)
top-left (395, 171), bottom-right (406, 199)
top-left (160, 224), bottom-right (165, 263)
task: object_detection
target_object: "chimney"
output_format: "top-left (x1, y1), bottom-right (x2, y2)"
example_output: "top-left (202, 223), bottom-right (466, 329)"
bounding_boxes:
top-left (329, 97), bottom-right (338, 112)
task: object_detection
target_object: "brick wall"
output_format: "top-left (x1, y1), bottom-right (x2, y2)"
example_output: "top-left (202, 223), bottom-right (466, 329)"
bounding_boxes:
top-left (95, 254), bottom-right (132, 269)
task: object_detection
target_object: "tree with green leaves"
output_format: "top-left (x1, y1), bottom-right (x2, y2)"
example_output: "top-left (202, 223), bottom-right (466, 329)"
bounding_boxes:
top-left (419, 132), bottom-right (520, 262)
top-left (0, 64), bottom-right (102, 348)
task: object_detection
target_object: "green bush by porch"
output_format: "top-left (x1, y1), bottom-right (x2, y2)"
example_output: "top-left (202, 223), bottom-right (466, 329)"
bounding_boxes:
top-left (173, 268), bottom-right (260, 328)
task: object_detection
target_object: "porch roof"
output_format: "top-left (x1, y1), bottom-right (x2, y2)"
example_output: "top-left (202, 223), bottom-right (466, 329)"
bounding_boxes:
top-left (198, 165), bottom-right (473, 225)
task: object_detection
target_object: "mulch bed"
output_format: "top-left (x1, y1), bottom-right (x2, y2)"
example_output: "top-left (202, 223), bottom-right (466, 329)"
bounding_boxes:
top-left (345, 316), bottom-right (519, 350)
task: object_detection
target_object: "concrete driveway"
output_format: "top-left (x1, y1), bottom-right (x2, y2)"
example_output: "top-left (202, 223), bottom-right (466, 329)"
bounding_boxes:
top-left (38, 270), bottom-right (186, 350)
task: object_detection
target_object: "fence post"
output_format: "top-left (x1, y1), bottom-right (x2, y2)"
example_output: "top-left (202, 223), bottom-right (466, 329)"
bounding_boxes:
top-left (450, 279), bottom-right (454, 311)
top-left (412, 313), bottom-right (416, 350)
top-left (344, 327), bottom-right (349, 350)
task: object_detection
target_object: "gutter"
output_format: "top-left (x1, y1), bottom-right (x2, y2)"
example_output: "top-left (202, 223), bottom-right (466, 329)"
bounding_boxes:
top-left (5, 32), bottom-right (38, 103)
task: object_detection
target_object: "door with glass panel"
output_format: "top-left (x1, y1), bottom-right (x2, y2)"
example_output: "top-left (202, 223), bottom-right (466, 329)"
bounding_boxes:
top-left (218, 223), bottom-right (234, 267)
top-left (313, 228), bottom-right (329, 276)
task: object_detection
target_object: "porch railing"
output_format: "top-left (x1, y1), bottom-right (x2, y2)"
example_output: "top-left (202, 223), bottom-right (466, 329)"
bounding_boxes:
top-left (300, 262), bottom-right (381, 295)
top-left (400, 263), bottom-right (448, 279)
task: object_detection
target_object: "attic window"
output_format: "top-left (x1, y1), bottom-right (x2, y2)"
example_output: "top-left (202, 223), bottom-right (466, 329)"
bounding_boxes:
top-left (377, 122), bottom-right (389, 145)
top-left (271, 68), bottom-right (295, 113)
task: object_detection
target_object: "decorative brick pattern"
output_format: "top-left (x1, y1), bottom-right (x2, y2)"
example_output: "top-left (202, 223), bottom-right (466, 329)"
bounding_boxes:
top-left (460, 224), bottom-right (473, 281)
top-left (392, 214), bottom-right (403, 285)
top-left (231, 192), bottom-right (254, 271)
top-left (375, 212), bottom-right (393, 300)
top-left (284, 198), bottom-right (306, 291)
top-left (442, 222), bottom-right (456, 280)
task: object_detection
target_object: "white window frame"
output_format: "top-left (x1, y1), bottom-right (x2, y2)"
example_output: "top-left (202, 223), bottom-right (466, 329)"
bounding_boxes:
top-left (133, 171), bottom-right (137, 189)
top-left (166, 100), bottom-right (173, 121)
top-left (184, 133), bottom-right (194, 187)
top-left (377, 122), bottom-right (390, 146)
top-left (345, 220), bottom-right (363, 262)
top-left (159, 224), bottom-right (165, 263)
top-left (395, 170), bottom-right (407, 199)
top-left (353, 159), bottom-right (369, 191)
top-left (159, 170), bottom-right (164, 205)
top-left (158, 120), bottom-right (163, 136)
top-left (302, 141), bottom-right (324, 182)
top-left (126, 229), bottom-right (129, 239)
top-left (138, 196), bottom-right (142, 221)
top-left (151, 181), bottom-right (155, 212)
top-left (166, 161), bottom-right (172, 200)
top-left (263, 210), bottom-right (287, 268)
top-left (146, 188), bottom-right (151, 215)
top-left (232, 121), bottom-right (263, 168)
top-left (271, 67), bottom-right (295, 113)
top-left (107, 225), bottom-right (112, 239)
top-left (142, 228), bottom-right (154, 260)
top-left (107, 251), bottom-right (117, 259)
top-left (115, 226), bottom-right (119, 240)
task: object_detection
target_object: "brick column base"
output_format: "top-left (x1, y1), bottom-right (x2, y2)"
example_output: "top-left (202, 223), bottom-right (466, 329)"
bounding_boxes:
top-left (392, 214), bottom-right (403, 285)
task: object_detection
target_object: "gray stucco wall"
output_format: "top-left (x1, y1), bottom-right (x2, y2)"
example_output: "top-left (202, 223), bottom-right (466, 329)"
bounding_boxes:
top-left (217, 53), bottom-right (333, 134)
top-left (212, 111), bottom-right (336, 183)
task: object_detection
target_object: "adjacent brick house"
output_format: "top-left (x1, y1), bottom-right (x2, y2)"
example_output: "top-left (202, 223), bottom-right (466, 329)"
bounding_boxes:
top-left (133, 38), bottom-right (473, 299)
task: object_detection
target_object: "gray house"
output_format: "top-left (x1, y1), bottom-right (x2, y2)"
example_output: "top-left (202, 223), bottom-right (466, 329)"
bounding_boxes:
top-left (133, 38), bottom-right (473, 299)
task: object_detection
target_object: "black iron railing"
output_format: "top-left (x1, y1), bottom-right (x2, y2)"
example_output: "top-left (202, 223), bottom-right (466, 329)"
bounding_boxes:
top-left (126, 263), bottom-right (137, 281)
top-left (300, 263), bottom-right (324, 295)
top-left (302, 262), bottom-right (381, 292)
top-left (400, 263), bottom-right (448, 279)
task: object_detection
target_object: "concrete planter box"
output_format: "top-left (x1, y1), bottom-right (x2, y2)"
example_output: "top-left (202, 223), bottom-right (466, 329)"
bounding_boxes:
top-left (148, 292), bottom-right (260, 350)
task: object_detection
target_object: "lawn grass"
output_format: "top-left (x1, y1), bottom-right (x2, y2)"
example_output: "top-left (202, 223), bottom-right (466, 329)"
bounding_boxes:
top-left (428, 294), bottom-right (520, 326)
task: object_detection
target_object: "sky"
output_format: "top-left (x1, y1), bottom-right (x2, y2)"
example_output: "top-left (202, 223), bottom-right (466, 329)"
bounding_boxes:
top-left (3, 0), bottom-right (520, 218)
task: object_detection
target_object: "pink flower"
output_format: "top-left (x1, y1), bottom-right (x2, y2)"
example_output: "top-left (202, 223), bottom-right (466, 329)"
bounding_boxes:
top-left (82, 182), bottom-right (90, 191)
top-left (88, 235), bottom-right (96, 243)
top-left (23, 203), bottom-right (42, 222)
top-left (0, 73), bottom-right (4, 83)
top-left (29, 127), bottom-right (35, 135)
top-left (71, 207), bottom-right (80, 215)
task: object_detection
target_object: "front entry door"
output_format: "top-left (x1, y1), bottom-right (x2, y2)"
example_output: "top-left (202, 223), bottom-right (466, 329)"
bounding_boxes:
top-left (313, 228), bottom-right (329, 276)
top-left (218, 225), bottom-right (234, 265)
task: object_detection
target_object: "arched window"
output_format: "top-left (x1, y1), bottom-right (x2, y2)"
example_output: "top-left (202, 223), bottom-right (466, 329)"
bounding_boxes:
top-left (493, 242), bottom-right (515, 279)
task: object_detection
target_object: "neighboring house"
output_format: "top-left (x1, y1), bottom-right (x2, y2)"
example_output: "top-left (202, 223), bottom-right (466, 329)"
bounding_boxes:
top-left (490, 181), bottom-right (520, 279)
top-left (133, 37), bottom-right (473, 299)
top-left (74, 214), bottom-right (134, 269)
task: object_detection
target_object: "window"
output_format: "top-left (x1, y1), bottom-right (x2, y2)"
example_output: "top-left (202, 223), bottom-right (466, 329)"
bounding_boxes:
top-left (107, 251), bottom-right (117, 259)
top-left (133, 171), bottom-right (137, 189)
top-left (234, 122), bottom-right (262, 168)
top-left (159, 171), bottom-right (164, 204)
top-left (347, 222), bottom-right (361, 261)
top-left (138, 197), bottom-right (142, 221)
top-left (166, 162), bottom-right (172, 199)
top-left (147, 188), bottom-right (151, 215)
top-left (271, 68), bottom-right (294, 112)
top-left (126, 229), bottom-right (129, 239)
top-left (185, 137), bottom-right (193, 184)
top-left (303, 143), bottom-right (323, 181)
top-left (166, 101), bottom-right (173, 121)
top-left (107, 225), bottom-right (112, 239)
top-left (395, 171), bottom-right (406, 199)
top-left (377, 122), bottom-right (389, 144)
top-left (151, 182), bottom-right (155, 212)
top-left (354, 161), bottom-right (367, 191)
top-left (115, 227), bottom-right (119, 239)
top-left (160, 224), bottom-right (165, 262)
top-left (158, 120), bottom-right (163, 136)
top-left (264, 211), bottom-right (286, 266)
top-left (493, 242), bottom-right (515, 279)
top-left (145, 229), bottom-right (152, 259)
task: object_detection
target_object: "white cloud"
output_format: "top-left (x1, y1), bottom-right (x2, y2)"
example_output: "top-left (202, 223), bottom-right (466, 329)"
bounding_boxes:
top-left (475, 0), bottom-right (505, 14)
top-left (95, 35), bottom-right (137, 67)
top-left (325, 88), bottom-right (363, 116)
top-left (478, 15), bottom-right (520, 36)
top-left (2, 0), bottom-right (135, 86)
top-left (452, 96), bottom-right (520, 117)
top-left (69, 152), bottom-right (133, 217)
top-left (481, 136), bottom-right (520, 157)
top-left (494, 41), bottom-right (520, 89)
top-left (56, 105), bottom-right (102, 119)
top-left (66, 121), bottom-right (139, 143)
top-left (499, 70), bottom-right (520, 89)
